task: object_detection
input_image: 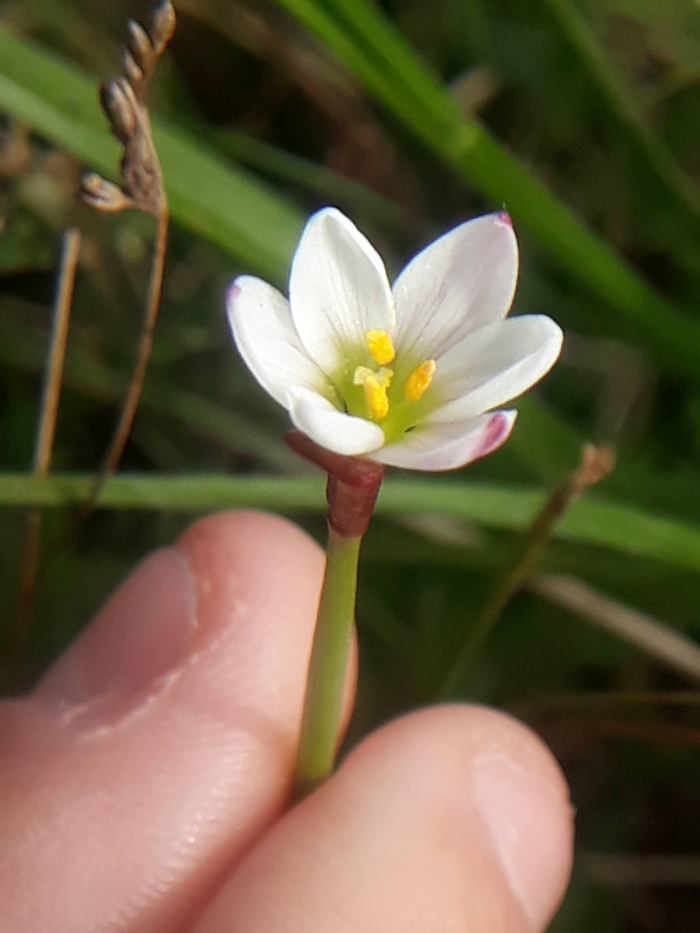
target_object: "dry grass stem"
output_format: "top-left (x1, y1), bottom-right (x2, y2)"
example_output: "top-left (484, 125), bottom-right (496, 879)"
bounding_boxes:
top-left (583, 853), bottom-right (700, 887)
top-left (12, 228), bottom-right (81, 660)
top-left (531, 573), bottom-right (700, 684)
top-left (511, 689), bottom-right (700, 717)
top-left (439, 444), bottom-right (616, 697)
top-left (81, 0), bottom-right (175, 513)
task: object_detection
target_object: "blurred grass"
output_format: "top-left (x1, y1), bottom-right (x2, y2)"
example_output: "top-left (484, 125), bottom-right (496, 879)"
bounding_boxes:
top-left (3, 471), bottom-right (700, 572)
top-left (3, 0), bottom-right (700, 929)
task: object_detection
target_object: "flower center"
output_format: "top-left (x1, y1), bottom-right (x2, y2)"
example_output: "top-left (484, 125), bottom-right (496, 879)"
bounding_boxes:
top-left (335, 329), bottom-right (436, 441)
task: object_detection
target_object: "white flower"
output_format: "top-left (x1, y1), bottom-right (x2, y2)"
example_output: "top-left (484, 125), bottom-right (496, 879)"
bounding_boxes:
top-left (227, 207), bottom-right (563, 471)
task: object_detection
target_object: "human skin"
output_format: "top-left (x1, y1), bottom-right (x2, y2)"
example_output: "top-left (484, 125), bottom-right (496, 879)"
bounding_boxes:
top-left (0, 511), bottom-right (574, 932)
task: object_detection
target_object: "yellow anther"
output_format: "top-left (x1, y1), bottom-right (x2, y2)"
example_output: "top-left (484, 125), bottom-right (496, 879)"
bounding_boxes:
top-left (405, 359), bottom-right (436, 402)
top-left (365, 329), bottom-right (396, 366)
top-left (354, 366), bottom-right (394, 420)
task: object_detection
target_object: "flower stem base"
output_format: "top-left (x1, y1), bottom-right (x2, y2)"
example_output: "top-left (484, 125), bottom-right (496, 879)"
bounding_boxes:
top-left (292, 529), bottom-right (361, 800)
top-left (287, 431), bottom-right (384, 799)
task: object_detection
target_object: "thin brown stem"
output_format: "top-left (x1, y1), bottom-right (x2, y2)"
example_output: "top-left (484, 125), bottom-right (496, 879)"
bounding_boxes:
top-left (531, 573), bottom-right (700, 684)
top-left (510, 689), bottom-right (700, 718)
top-left (437, 445), bottom-right (615, 698)
top-left (77, 2), bottom-right (175, 516)
top-left (12, 228), bottom-right (81, 659)
top-left (83, 209), bottom-right (168, 511)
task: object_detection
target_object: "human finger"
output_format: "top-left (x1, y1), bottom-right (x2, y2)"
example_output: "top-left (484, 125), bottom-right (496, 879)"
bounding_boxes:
top-left (0, 511), bottom-right (355, 933)
top-left (191, 704), bottom-right (573, 933)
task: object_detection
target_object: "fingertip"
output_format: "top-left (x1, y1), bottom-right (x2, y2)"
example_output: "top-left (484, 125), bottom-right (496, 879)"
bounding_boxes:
top-left (192, 704), bottom-right (573, 933)
top-left (176, 509), bottom-right (326, 634)
top-left (337, 704), bottom-right (574, 930)
top-left (177, 509), bottom-right (325, 568)
top-left (466, 708), bottom-right (574, 929)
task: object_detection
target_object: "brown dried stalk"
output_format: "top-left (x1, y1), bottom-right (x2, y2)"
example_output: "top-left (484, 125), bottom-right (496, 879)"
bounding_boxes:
top-left (439, 445), bottom-right (616, 697)
top-left (12, 229), bottom-right (81, 664)
top-left (81, 0), bottom-right (175, 510)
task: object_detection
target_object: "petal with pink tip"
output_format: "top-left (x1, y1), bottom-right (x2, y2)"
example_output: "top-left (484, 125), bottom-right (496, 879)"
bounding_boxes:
top-left (372, 410), bottom-right (517, 471)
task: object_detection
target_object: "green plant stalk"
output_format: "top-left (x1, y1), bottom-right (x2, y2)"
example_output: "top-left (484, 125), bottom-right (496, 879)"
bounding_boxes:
top-left (3, 473), bottom-right (700, 572)
top-left (293, 529), bottom-right (361, 799)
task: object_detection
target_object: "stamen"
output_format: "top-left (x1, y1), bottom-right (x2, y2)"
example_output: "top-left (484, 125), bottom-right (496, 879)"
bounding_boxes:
top-left (366, 329), bottom-right (395, 366)
top-left (354, 366), bottom-right (394, 420)
top-left (405, 360), bottom-right (436, 402)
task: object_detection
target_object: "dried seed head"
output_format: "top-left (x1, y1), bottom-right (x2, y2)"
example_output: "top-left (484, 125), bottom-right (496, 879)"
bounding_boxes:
top-left (122, 51), bottom-right (144, 90)
top-left (81, 172), bottom-right (132, 212)
top-left (127, 20), bottom-right (152, 67)
top-left (100, 78), bottom-right (136, 144)
top-left (151, 0), bottom-right (176, 54)
top-left (85, 1), bottom-right (176, 219)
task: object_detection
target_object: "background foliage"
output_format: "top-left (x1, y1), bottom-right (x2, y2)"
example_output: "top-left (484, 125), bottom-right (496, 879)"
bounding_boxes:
top-left (2, 0), bottom-right (700, 928)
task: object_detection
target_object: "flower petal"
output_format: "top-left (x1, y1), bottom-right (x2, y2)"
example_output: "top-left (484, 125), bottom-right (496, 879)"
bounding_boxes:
top-left (288, 208), bottom-right (395, 373)
top-left (428, 315), bottom-right (563, 423)
top-left (372, 410), bottom-right (517, 471)
top-left (289, 386), bottom-right (385, 457)
top-left (227, 276), bottom-right (325, 408)
top-left (393, 212), bottom-right (518, 360)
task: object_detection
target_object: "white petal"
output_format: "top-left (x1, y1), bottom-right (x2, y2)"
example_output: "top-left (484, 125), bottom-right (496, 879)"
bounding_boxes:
top-left (372, 411), bottom-right (517, 471)
top-left (288, 208), bottom-right (395, 373)
top-left (289, 386), bottom-right (385, 457)
top-left (227, 276), bottom-right (325, 409)
top-left (428, 315), bottom-right (563, 423)
top-left (394, 212), bottom-right (518, 360)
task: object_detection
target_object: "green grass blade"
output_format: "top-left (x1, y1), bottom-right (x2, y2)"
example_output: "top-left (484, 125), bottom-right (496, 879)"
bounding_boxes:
top-left (538, 0), bottom-right (700, 223)
top-left (1, 473), bottom-right (699, 574)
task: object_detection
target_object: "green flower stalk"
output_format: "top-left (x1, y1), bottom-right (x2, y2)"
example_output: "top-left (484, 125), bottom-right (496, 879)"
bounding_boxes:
top-left (286, 431), bottom-right (384, 798)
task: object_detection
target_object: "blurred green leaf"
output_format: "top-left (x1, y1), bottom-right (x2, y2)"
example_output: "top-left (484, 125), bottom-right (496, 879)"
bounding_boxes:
top-left (0, 305), bottom-right (298, 471)
top-left (538, 0), bottom-right (700, 221)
